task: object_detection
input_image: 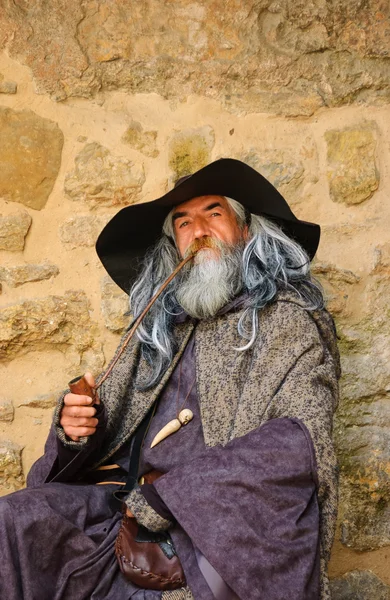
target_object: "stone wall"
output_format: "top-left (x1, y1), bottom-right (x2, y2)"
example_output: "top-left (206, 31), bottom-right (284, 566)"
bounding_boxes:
top-left (0, 1), bottom-right (389, 596)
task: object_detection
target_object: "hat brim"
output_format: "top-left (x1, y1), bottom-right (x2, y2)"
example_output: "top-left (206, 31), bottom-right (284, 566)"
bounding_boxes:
top-left (96, 159), bottom-right (320, 294)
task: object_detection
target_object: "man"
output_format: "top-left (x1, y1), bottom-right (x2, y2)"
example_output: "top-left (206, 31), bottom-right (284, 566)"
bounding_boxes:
top-left (0, 159), bottom-right (340, 600)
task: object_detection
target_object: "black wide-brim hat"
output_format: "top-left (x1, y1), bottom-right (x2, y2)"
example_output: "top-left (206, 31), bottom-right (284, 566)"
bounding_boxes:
top-left (96, 158), bottom-right (320, 294)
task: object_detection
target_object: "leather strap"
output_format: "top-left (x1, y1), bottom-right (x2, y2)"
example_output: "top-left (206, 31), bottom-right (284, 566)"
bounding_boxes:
top-left (125, 405), bottom-right (156, 491)
top-left (113, 405), bottom-right (156, 503)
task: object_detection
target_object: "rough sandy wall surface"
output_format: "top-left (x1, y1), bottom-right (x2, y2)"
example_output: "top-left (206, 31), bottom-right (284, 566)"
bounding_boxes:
top-left (0, 0), bottom-right (389, 596)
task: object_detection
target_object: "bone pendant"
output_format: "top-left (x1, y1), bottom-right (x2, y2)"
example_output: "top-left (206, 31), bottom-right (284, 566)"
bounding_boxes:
top-left (178, 409), bottom-right (193, 425)
top-left (150, 409), bottom-right (194, 448)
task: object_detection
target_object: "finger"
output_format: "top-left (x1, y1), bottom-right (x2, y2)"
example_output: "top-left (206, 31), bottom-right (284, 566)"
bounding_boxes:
top-left (84, 371), bottom-right (96, 388)
top-left (68, 434), bottom-right (81, 442)
top-left (60, 415), bottom-right (98, 428)
top-left (62, 405), bottom-right (97, 418)
top-left (84, 371), bottom-right (100, 405)
top-left (64, 393), bottom-right (94, 406)
top-left (60, 416), bottom-right (99, 428)
top-left (63, 425), bottom-right (97, 437)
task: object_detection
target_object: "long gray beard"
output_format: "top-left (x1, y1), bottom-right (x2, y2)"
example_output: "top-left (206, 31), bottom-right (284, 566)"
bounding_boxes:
top-left (175, 242), bottom-right (244, 319)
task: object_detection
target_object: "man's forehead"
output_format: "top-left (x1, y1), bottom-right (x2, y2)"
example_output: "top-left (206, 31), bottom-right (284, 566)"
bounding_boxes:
top-left (173, 195), bottom-right (227, 214)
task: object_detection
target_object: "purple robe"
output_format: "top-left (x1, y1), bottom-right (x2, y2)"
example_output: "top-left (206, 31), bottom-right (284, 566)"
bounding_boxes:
top-left (0, 327), bottom-right (321, 599)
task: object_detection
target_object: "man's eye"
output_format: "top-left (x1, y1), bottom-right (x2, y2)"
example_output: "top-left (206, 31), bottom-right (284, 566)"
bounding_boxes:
top-left (179, 221), bottom-right (189, 228)
top-left (210, 212), bottom-right (221, 217)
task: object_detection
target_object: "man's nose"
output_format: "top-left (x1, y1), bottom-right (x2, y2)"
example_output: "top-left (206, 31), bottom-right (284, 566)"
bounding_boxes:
top-left (193, 217), bottom-right (211, 239)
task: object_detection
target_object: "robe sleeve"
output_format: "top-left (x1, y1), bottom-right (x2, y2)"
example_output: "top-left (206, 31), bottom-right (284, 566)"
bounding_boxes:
top-left (125, 485), bottom-right (174, 532)
top-left (27, 402), bottom-right (108, 486)
top-left (52, 390), bottom-right (97, 451)
top-left (154, 417), bottom-right (320, 600)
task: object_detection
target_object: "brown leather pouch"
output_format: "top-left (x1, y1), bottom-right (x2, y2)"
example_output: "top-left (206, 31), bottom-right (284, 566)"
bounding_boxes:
top-left (114, 410), bottom-right (185, 591)
top-left (115, 511), bottom-right (186, 590)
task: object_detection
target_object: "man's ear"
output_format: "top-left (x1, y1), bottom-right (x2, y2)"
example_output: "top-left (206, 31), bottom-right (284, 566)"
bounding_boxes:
top-left (242, 224), bottom-right (249, 241)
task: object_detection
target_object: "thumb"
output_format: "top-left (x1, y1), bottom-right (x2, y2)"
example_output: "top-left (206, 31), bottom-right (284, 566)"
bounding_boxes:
top-left (84, 371), bottom-right (96, 388)
top-left (84, 371), bottom-right (100, 405)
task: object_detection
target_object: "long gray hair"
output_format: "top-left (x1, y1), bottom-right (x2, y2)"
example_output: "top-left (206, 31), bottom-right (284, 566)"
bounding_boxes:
top-left (129, 198), bottom-right (324, 389)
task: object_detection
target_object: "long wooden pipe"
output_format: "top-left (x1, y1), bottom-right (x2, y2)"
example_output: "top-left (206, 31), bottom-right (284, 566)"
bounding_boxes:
top-left (68, 251), bottom-right (196, 400)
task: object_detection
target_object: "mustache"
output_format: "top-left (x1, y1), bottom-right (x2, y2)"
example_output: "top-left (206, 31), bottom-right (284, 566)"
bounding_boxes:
top-left (184, 237), bottom-right (223, 258)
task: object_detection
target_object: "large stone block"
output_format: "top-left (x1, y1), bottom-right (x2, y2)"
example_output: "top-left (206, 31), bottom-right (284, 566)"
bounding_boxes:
top-left (330, 570), bottom-right (390, 599)
top-left (312, 263), bottom-right (360, 316)
top-left (80, 346), bottom-right (105, 375)
top-left (236, 141), bottom-right (320, 206)
top-left (0, 263), bottom-right (59, 287)
top-left (332, 0), bottom-right (390, 58)
top-left (335, 289), bottom-right (390, 552)
top-left (239, 149), bottom-right (305, 194)
top-left (363, 275), bottom-right (390, 331)
top-left (64, 143), bottom-right (145, 207)
top-left (17, 392), bottom-right (60, 410)
top-left (335, 395), bottom-right (390, 550)
top-left (168, 126), bottom-right (215, 180)
top-left (1, 0), bottom-right (389, 115)
top-left (0, 211), bottom-right (31, 252)
top-left (0, 440), bottom-right (24, 493)
top-left (0, 0), bottom-right (92, 101)
top-left (0, 290), bottom-right (98, 362)
top-left (59, 215), bottom-right (112, 248)
top-left (325, 124), bottom-right (379, 205)
top-left (0, 107), bottom-right (64, 210)
top-left (339, 330), bottom-right (390, 402)
top-left (100, 276), bottom-right (129, 333)
top-left (122, 121), bottom-right (159, 158)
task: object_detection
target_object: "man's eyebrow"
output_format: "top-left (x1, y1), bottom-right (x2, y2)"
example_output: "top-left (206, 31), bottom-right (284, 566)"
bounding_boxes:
top-left (172, 202), bottom-right (224, 223)
top-left (172, 210), bottom-right (188, 222)
top-left (204, 202), bottom-right (224, 211)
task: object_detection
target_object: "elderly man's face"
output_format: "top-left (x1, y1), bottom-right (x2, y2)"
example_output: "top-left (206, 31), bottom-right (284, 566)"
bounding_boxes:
top-left (172, 195), bottom-right (246, 258)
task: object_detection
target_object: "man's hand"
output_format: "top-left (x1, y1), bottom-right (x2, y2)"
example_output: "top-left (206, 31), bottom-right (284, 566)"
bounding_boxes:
top-left (60, 372), bottom-right (99, 442)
